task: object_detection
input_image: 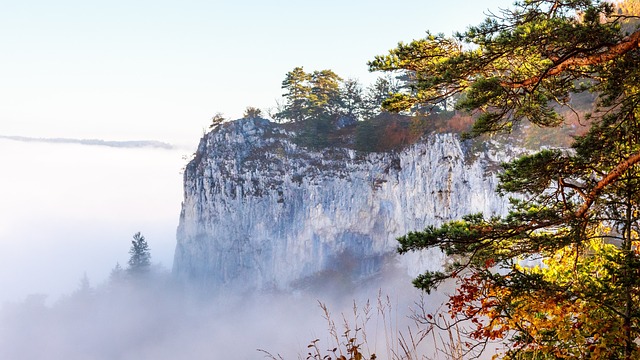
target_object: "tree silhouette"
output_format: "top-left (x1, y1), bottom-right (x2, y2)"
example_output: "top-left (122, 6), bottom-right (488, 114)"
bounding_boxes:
top-left (127, 232), bottom-right (151, 275)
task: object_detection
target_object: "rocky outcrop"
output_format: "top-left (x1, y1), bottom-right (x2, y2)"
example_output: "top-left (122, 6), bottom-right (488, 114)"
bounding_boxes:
top-left (173, 118), bottom-right (513, 293)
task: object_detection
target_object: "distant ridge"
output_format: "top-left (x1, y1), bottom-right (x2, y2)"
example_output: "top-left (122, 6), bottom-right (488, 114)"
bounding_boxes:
top-left (0, 135), bottom-right (174, 149)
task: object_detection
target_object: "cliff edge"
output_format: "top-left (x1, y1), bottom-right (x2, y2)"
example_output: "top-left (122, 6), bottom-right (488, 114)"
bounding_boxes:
top-left (173, 118), bottom-right (512, 293)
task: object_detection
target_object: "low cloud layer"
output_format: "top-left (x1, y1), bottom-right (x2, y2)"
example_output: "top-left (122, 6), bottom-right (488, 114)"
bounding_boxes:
top-left (0, 138), bottom-right (497, 359)
top-left (0, 135), bottom-right (174, 149)
top-left (0, 268), bottom-right (460, 360)
top-left (0, 139), bottom-right (185, 303)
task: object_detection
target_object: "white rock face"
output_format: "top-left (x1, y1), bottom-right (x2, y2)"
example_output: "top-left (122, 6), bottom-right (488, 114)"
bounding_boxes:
top-left (173, 118), bottom-right (512, 292)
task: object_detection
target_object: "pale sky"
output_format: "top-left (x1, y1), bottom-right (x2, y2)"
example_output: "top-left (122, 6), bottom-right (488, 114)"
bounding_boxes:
top-left (1, 0), bottom-right (514, 147)
top-left (1, 0), bottom-right (517, 303)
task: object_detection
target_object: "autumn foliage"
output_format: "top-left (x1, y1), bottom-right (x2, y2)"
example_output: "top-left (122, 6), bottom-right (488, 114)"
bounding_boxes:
top-left (379, 0), bottom-right (640, 359)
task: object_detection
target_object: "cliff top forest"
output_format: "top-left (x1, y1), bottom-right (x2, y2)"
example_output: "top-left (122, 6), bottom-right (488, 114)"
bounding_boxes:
top-left (235, 57), bottom-right (600, 154)
top-left (231, 67), bottom-right (593, 153)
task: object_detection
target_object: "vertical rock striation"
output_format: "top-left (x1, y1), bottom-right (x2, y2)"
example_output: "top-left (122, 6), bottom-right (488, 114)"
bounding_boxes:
top-left (173, 118), bottom-right (512, 293)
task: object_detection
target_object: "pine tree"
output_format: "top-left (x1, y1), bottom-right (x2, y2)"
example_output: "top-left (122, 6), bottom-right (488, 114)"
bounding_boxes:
top-left (276, 67), bottom-right (345, 123)
top-left (308, 69), bottom-right (342, 118)
top-left (209, 112), bottom-right (226, 129)
top-left (339, 78), bottom-right (365, 120)
top-left (276, 67), bottom-right (312, 122)
top-left (109, 262), bottom-right (126, 283)
top-left (243, 106), bottom-right (262, 119)
top-left (127, 232), bottom-right (151, 276)
top-left (371, 0), bottom-right (640, 358)
top-left (362, 76), bottom-right (400, 119)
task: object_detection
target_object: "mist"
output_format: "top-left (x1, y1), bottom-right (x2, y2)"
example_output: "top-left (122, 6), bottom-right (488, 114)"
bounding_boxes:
top-left (0, 138), bottom-right (185, 303)
top-left (0, 266), bottom-right (461, 360)
top-left (0, 138), bottom-right (494, 359)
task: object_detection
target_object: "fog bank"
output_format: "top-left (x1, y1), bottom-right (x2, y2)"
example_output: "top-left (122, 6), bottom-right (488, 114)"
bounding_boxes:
top-left (0, 138), bottom-right (500, 359)
top-left (0, 268), bottom-right (465, 360)
top-left (0, 139), bottom-right (185, 303)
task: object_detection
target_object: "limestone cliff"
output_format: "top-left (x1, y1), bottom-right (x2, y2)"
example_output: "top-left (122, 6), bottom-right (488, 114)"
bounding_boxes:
top-left (173, 118), bottom-right (513, 292)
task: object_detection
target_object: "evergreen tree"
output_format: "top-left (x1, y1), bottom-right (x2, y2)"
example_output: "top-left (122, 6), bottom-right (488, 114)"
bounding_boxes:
top-left (74, 272), bottom-right (93, 297)
top-left (308, 69), bottom-right (342, 118)
top-left (127, 232), bottom-right (151, 275)
top-left (243, 106), bottom-right (262, 119)
top-left (276, 66), bottom-right (312, 122)
top-left (372, 0), bottom-right (640, 358)
top-left (209, 112), bottom-right (226, 129)
top-left (109, 262), bottom-right (126, 283)
top-left (362, 76), bottom-right (400, 119)
top-left (339, 78), bottom-right (365, 120)
top-left (276, 67), bottom-right (345, 123)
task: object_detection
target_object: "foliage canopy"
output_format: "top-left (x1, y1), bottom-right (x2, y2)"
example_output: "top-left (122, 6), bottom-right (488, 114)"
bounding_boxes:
top-left (371, 0), bottom-right (640, 358)
top-left (275, 68), bottom-right (403, 125)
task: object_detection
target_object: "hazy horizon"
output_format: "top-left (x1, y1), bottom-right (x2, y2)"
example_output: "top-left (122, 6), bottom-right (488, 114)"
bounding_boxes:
top-left (0, 138), bottom-right (186, 304)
